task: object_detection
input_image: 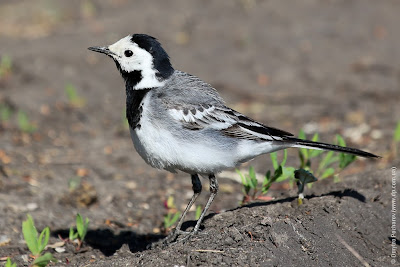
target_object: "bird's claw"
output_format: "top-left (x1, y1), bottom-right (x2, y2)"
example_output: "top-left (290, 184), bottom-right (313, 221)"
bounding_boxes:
top-left (149, 228), bottom-right (203, 249)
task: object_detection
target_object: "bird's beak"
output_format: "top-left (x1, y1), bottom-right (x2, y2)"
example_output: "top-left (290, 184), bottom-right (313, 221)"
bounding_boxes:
top-left (88, 46), bottom-right (116, 56)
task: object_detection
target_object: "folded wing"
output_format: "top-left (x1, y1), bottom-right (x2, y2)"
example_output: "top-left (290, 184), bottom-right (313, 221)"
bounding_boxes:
top-left (168, 105), bottom-right (293, 141)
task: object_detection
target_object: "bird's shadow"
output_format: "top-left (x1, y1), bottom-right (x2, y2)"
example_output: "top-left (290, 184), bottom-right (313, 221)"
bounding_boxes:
top-left (53, 228), bottom-right (166, 256)
top-left (239, 188), bottom-right (366, 210)
top-left (53, 188), bottom-right (365, 256)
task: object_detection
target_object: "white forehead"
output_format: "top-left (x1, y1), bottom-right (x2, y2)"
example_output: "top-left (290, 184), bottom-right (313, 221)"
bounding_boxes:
top-left (108, 35), bottom-right (138, 55)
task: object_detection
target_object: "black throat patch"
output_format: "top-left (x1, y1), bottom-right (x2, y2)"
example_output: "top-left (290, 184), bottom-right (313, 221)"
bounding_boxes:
top-left (126, 85), bottom-right (151, 130)
top-left (113, 60), bottom-right (143, 87)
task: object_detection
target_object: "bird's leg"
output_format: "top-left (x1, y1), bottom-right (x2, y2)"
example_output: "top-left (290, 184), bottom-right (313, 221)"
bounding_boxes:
top-left (172, 174), bottom-right (202, 235)
top-left (178, 174), bottom-right (219, 242)
top-left (154, 174), bottom-right (202, 246)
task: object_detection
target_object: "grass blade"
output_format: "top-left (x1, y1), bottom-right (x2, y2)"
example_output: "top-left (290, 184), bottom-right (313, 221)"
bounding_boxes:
top-left (270, 152), bottom-right (278, 170)
top-left (320, 167), bottom-right (335, 179)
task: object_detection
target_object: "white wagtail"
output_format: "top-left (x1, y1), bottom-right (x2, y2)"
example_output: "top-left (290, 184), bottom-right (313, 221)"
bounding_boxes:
top-left (88, 34), bottom-right (378, 245)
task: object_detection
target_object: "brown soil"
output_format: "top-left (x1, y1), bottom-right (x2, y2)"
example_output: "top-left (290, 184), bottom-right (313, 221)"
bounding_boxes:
top-left (0, 1), bottom-right (399, 266)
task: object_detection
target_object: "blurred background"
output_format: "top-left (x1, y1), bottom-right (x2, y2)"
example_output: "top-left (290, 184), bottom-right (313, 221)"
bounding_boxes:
top-left (0, 0), bottom-right (399, 262)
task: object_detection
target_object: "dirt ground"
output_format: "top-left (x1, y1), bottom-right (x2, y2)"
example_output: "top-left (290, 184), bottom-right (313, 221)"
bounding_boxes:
top-left (0, 0), bottom-right (399, 266)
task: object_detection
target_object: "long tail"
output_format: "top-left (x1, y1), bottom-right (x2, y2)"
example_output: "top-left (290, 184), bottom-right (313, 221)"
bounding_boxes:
top-left (289, 138), bottom-right (379, 158)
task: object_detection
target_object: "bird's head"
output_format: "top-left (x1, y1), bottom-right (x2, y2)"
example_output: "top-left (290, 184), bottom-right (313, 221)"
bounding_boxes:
top-left (88, 34), bottom-right (174, 89)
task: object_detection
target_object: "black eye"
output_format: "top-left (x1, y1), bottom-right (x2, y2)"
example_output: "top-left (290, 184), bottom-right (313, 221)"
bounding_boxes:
top-left (124, 50), bottom-right (133, 57)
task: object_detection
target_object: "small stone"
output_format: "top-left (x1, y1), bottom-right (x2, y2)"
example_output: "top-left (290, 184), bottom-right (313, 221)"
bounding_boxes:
top-left (26, 203), bottom-right (38, 211)
top-left (55, 247), bottom-right (66, 253)
top-left (0, 235), bottom-right (11, 246)
top-left (260, 216), bottom-right (273, 226)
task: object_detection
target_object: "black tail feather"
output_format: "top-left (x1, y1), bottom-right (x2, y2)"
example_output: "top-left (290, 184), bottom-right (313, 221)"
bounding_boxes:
top-left (289, 138), bottom-right (379, 158)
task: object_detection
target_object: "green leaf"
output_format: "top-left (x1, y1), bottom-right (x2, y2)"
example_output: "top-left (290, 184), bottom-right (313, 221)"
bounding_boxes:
top-left (281, 149), bottom-right (288, 167)
top-left (245, 177), bottom-right (254, 189)
top-left (311, 133), bottom-right (319, 142)
top-left (68, 176), bottom-right (81, 191)
top-left (38, 227), bottom-right (50, 253)
top-left (276, 166), bottom-right (295, 182)
top-left (273, 165), bottom-right (283, 181)
top-left (336, 134), bottom-right (346, 147)
top-left (163, 213), bottom-right (170, 228)
top-left (0, 104), bottom-right (12, 121)
top-left (65, 84), bottom-right (78, 101)
top-left (270, 152), bottom-right (278, 170)
top-left (32, 252), bottom-right (57, 267)
top-left (236, 169), bottom-right (247, 186)
top-left (5, 258), bottom-right (16, 267)
top-left (339, 153), bottom-right (356, 169)
top-left (76, 214), bottom-right (89, 241)
top-left (320, 167), bottom-right (335, 179)
top-left (65, 84), bottom-right (85, 107)
top-left (248, 166), bottom-right (258, 189)
top-left (171, 212), bottom-right (181, 225)
top-left (164, 212), bottom-right (181, 228)
top-left (298, 129), bottom-right (306, 140)
top-left (76, 214), bottom-right (83, 237)
top-left (82, 218), bottom-right (89, 241)
top-left (394, 121), bottom-right (400, 143)
top-left (22, 214), bottom-right (40, 256)
top-left (69, 227), bottom-right (78, 241)
top-left (248, 166), bottom-right (255, 179)
top-left (195, 205), bottom-right (202, 220)
top-left (318, 151), bottom-right (337, 172)
top-left (263, 170), bottom-right (271, 185)
top-left (17, 110), bottom-right (36, 133)
top-left (309, 149), bottom-right (324, 158)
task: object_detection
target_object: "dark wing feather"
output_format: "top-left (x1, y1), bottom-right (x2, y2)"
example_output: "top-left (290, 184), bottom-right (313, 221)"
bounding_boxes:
top-left (168, 105), bottom-right (293, 141)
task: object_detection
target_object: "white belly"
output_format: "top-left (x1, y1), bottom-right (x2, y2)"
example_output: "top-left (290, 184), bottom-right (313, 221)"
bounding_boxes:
top-left (130, 124), bottom-right (238, 174)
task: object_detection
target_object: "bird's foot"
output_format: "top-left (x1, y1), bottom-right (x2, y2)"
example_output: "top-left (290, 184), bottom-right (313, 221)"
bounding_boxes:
top-left (149, 228), bottom-right (202, 249)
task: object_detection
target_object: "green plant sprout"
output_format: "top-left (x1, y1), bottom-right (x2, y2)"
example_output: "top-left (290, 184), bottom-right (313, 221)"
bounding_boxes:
top-left (295, 131), bottom-right (358, 201)
top-left (238, 130), bottom-right (360, 205)
top-left (65, 83), bottom-right (85, 108)
top-left (17, 110), bottom-right (36, 133)
top-left (0, 103), bottom-right (12, 122)
top-left (31, 253), bottom-right (58, 267)
top-left (195, 205), bottom-right (202, 220)
top-left (4, 258), bottom-right (16, 267)
top-left (393, 121), bottom-right (400, 157)
top-left (237, 149), bottom-right (295, 204)
top-left (298, 130), bottom-right (357, 180)
top-left (262, 149), bottom-right (295, 193)
top-left (22, 214), bottom-right (57, 266)
top-left (163, 196), bottom-right (181, 231)
top-left (0, 55), bottom-right (12, 80)
top-left (68, 176), bottom-right (82, 191)
top-left (69, 213), bottom-right (90, 250)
